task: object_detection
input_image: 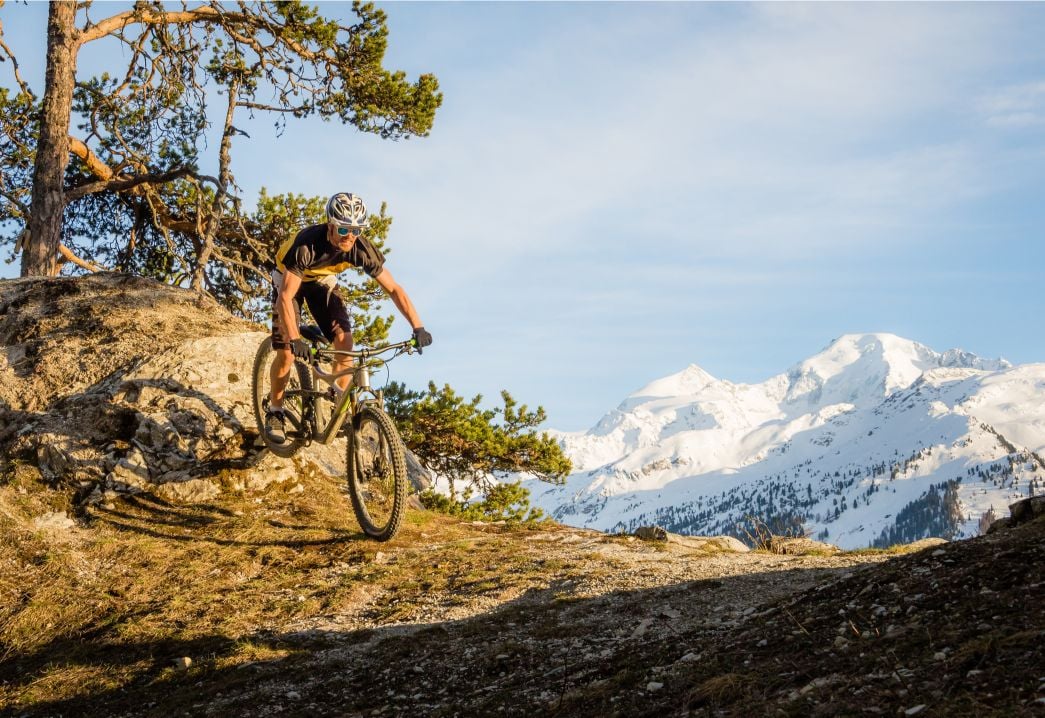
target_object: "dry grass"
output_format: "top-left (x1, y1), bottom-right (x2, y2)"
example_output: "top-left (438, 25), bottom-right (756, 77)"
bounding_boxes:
top-left (0, 459), bottom-right (585, 714)
top-left (685, 672), bottom-right (750, 708)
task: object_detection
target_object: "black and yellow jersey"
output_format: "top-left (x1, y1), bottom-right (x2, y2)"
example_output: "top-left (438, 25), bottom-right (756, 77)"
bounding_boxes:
top-left (275, 224), bottom-right (385, 282)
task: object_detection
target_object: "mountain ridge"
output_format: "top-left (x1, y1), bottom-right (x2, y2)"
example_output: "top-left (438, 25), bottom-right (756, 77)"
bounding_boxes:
top-left (528, 333), bottom-right (1043, 548)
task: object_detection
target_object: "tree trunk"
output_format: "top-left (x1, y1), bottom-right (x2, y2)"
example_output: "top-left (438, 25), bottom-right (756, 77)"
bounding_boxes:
top-left (21, 1), bottom-right (77, 277)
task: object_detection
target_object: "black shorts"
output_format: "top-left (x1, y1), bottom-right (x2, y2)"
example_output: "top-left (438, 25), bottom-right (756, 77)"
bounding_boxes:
top-left (271, 278), bottom-right (352, 349)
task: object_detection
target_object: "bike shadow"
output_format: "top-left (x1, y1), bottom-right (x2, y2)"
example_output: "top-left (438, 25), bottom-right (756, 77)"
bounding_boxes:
top-left (90, 491), bottom-right (368, 548)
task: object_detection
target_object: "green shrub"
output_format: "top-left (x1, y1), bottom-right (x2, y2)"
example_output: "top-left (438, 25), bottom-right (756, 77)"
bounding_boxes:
top-left (419, 481), bottom-right (546, 526)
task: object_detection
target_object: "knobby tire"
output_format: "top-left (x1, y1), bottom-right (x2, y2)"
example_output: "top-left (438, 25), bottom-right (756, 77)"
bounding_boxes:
top-left (251, 337), bottom-right (312, 458)
top-left (347, 405), bottom-right (408, 541)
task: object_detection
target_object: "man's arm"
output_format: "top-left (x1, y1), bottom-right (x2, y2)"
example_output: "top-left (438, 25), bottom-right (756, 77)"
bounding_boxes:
top-left (375, 268), bottom-right (423, 330)
top-left (277, 271), bottom-right (304, 342)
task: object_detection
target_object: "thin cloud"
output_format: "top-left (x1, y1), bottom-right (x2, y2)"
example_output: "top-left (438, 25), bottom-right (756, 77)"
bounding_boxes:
top-left (980, 81), bottom-right (1045, 128)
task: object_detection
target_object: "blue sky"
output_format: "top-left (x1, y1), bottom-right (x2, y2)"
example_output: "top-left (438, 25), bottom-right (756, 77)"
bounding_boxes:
top-left (3, 2), bottom-right (1045, 431)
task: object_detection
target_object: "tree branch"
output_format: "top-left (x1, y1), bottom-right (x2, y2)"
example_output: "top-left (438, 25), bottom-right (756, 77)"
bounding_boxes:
top-left (76, 5), bottom-right (248, 47)
top-left (0, 14), bottom-right (34, 97)
top-left (65, 167), bottom-right (218, 201)
top-left (58, 242), bottom-right (107, 272)
top-left (68, 136), bottom-right (116, 181)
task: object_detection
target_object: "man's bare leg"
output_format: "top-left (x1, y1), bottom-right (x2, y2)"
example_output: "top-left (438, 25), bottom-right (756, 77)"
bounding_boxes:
top-left (269, 346), bottom-right (294, 409)
top-left (332, 327), bottom-right (354, 392)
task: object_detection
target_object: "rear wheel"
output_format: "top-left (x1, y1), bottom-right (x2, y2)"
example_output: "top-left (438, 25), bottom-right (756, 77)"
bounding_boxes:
top-left (347, 405), bottom-right (407, 541)
top-left (251, 337), bottom-right (312, 458)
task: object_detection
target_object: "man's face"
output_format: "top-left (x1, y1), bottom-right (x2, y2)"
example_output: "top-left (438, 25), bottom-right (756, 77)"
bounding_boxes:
top-left (328, 222), bottom-right (362, 251)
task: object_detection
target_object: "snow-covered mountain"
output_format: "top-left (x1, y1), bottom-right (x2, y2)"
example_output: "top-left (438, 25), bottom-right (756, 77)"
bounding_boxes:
top-left (524, 333), bottom-right (1045, 549)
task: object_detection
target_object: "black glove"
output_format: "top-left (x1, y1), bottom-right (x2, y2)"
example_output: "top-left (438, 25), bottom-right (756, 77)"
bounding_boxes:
top-left (412, 326), bottom-right (433, 352)
top-left (290, 337), bottom-right (312, 362)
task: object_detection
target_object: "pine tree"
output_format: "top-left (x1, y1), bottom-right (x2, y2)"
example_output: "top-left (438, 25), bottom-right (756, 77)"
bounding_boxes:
top-left (385, 382), bottom-right (572, 500)
top-left (0, 1), bottom-right (441, 282)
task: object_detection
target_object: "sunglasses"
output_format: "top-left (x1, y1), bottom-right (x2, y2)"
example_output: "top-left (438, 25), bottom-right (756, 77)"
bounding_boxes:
top-left (335, 225), bottom-right (363, 237)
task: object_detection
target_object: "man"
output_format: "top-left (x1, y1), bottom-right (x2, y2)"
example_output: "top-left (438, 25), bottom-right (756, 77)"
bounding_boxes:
top-left (265, 192), bottom-right (432, 443)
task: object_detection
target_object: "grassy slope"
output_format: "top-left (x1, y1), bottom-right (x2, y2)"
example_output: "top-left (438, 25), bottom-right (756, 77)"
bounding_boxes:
top-left (2, 458), bottom-right (1042, 717)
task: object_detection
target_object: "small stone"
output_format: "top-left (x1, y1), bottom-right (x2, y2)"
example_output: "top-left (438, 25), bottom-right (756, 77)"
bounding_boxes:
top-left (757, 639), bottom-right (768, 647)
top-left (834, 636), bottom-right (850, 649)
top-left (931, 549), bottom-right (946, 557)
top-left (631, 618), bottom-right (654, 638)
top-left (32, 511), bottom-right (76, 531)
top-left (679, 652), bottom-right (700, 663)
top-left (933, 652), bottom-right (946, 661)
top-left (646, 681), bottom-right (663, 692)
top-left (903, 706), bottom-right (927, 716)
top-left (174, 656), bottom-right (193, 670)
top-left (286, 691), bottom-right (301, 700)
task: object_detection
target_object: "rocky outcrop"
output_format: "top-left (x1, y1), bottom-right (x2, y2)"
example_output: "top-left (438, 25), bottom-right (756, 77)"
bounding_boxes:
top-left (1, 274), bottom-right (364, 504)
top-left (986, 494), bottom-right (1045, 533)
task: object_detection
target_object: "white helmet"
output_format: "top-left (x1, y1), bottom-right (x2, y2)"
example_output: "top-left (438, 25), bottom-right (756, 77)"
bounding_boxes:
top-left (326, 192), bottom-right (368, 228)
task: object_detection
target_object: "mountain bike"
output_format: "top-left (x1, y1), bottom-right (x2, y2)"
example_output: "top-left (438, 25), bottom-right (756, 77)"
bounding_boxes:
top-left (250, 326), bottom-right (419, 541)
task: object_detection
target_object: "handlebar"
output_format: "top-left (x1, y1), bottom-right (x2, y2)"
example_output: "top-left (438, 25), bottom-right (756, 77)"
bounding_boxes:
top-left (312, 338), bottom-right (418, 363)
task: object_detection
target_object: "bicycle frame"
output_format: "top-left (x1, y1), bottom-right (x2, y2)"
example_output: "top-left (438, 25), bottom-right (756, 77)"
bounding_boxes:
top-left (292, 340), bottom-right (415, 445)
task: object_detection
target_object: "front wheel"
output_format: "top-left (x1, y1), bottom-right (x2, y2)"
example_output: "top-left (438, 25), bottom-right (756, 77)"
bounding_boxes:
top-left (347, 405), bottom-right (407, 541)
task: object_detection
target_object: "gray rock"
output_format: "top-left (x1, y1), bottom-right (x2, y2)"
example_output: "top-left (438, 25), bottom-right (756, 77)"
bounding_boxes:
top-left (1008, 495), bottom-right (1045, 526)
top-left (986, 517), bottom-right (1012, 534)
top-left (405, 448), bottom-right (432, 492)
top-left (767, 536), bottom-right (841, 556)
top-left (631, 618), bottom-right (654, 638)
top-left (36, 437), bottom-right (72, 481)
top-left (33, 511), bottom-right (76, 531)
top-left (156, 478), bottom-right (220, 504)
top-left (667, 533), bottom-right (750, 553)
top-left (635, 525), bottom-right (668, 541)
top-left (107, 446), bottom-right (150, 491)
top-left (245, 454), bottom-right (297, 491)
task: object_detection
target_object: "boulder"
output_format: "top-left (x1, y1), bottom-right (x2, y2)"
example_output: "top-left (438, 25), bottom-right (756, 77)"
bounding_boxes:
top-left (766, 536), bottom-right (841, 556)
top-left (668, 534), bottom-right (750, 553)
top-left (635, 525), bottom-right (668, 541)
top-left (1008, 495), bottom-right (1045, 525)
top-left (990, 495), bottom-right (1045, 532)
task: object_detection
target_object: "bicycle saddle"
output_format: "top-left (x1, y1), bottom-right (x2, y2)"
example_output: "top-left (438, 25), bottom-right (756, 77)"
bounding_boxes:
top-left (300, 325), bottom-right (330, 345)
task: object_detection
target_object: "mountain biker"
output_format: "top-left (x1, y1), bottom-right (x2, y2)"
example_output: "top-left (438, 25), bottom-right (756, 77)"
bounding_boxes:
top-left (265, 192), bottom-right (432, 444)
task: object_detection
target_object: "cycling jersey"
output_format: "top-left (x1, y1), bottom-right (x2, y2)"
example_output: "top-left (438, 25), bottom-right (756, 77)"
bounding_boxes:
top-left (275, 224), bottom-right (385, 282)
